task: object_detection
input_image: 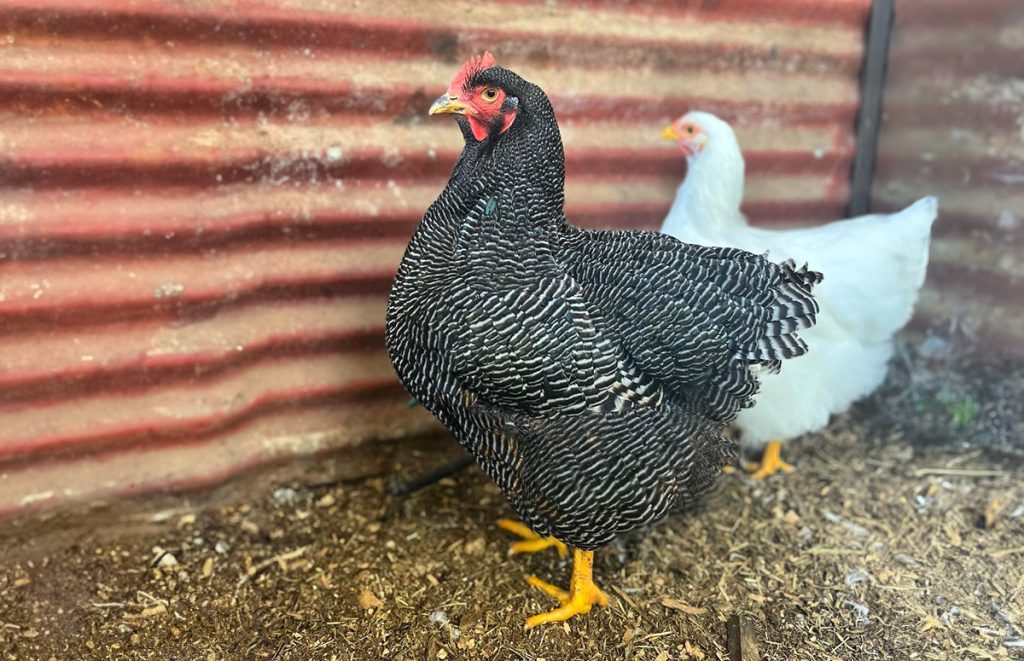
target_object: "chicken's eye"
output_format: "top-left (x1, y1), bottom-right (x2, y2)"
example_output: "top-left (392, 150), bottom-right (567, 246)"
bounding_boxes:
top-left (481, 87), bottom-right (499, 103)
top-left (685, 126), bottom-right (695, 135)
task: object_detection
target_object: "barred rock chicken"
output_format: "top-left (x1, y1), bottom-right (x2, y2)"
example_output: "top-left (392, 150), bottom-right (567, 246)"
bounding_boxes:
top-left (661, 111), bottom-right (937, 478)
top-left (385, 54), bottom-right (822, 628)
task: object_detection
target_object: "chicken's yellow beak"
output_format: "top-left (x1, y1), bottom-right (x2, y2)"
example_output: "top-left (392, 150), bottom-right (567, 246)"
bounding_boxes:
top-left (429, 93), bottom-right (474, 116)
top-left (661, 124), bottom-right (681, 141)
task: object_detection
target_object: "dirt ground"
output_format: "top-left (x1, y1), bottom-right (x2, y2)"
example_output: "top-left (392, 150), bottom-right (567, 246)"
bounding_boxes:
top-left (1, 346), bottom-right (1023, 661)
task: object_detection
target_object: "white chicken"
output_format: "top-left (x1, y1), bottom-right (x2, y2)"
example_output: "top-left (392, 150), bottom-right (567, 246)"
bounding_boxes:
top-left (660, 111), bottom-right (937, 479)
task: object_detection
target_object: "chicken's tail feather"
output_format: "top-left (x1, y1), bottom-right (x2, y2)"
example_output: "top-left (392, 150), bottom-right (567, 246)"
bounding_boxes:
top-left (744, 259), bottom-right (821, 367)
top-left (886, 195), bottom-right (937, 291)
top-left (893, 195), bottom-right (938, 229)
top-left (699, 256), bottom-right (821, 423)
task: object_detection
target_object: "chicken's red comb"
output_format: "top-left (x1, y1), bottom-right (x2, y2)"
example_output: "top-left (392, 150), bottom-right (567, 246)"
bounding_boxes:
top-left (449, 51), bottom-right (496, 92)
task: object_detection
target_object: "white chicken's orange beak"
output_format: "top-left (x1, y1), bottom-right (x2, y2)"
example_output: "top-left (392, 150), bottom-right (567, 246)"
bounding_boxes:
top-left (429, 92), bottom-right (475, 116)
top-left (662, 122), bottom-right (695, 156)
top-left (659, 122), bottom-right (700, 156)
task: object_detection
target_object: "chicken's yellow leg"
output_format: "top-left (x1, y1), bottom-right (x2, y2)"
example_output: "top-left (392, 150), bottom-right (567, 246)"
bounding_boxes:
top-left (746, 441), bottom-right (794, 480)
top-left (524, 548), bottom-right (608, 629)
top-left (497, 518), bottom-right (567, 558)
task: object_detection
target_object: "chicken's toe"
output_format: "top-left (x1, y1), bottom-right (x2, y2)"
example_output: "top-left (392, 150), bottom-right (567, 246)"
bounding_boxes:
top-left (497, 518), bottom-right (568, 558)
top-left (524, 549), bottom-right (608, 629)
top-left (746, 441), bottom-right (795, 480)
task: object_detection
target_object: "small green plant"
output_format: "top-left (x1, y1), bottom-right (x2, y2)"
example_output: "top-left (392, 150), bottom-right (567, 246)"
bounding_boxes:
top-left (950, 395), bottom-right (980, 432)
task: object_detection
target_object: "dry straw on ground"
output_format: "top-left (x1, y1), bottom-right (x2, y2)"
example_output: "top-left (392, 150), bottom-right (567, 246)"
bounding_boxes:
top-left (1, 347), bottom-right (1021, 660)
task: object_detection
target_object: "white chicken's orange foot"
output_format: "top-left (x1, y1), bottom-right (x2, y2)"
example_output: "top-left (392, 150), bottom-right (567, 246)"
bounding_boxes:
top-left (497, 518), bottom-right (568, 558)
top-left (524, 549), bottom-right (609, 629)
top-left (745, 440), bottom-right (795, 480)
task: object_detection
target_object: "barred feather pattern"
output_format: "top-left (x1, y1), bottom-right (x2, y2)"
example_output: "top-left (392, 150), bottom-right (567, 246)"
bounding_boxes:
top-left (385, 65), bottom-right (821, 549)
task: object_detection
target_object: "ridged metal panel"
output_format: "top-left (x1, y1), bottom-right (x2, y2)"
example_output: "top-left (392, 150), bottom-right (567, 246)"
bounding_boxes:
top-left (0, 0), bottom-right (870, 515)
top-left (873, 0), bottom-right (1024, 351)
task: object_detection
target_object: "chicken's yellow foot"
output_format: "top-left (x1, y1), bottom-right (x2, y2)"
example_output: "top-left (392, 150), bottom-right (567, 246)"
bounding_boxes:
top-left (746, 440), bottom-right (795, 480)
top-left (524, 548), bottom-right (608, 629)
top-left (497, 518), bottom-right (567, 559)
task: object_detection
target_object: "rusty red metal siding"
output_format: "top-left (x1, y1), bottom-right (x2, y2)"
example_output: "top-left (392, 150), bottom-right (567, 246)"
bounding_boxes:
top-left (873, 0), bottom-right (1024, 351)
top-left (0, 0), bottom-right (870, 515)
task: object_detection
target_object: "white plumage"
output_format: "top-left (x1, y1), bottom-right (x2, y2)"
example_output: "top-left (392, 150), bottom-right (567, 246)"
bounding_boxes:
top-left (660, 111), bottom-right (937, 472)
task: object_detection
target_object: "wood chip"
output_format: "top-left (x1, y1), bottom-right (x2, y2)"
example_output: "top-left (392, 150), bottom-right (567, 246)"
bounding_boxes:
top-left (358, 588), bottom-right (383, 610)
top-left (684, 641), bottom-right (707, 660)
top-left (463, 536), bottom-right (486, 555)
top-left (990, 546), bottom-right (1024, 559)
top-left (944, 522), bottom-right (962, 546)
top-left (201, 557), bottom-right (214, 578)
top-left (661, 598), bottom-right (707, 615)
top-left (235, 546), bottom-right (309, 590)
top-left (726, 613), bottom-right (760, 661)
top-left (140, 604), bottom-right (167, 618)
top-left (912, 468), bottom-right (1006, 478)
top-left (984, 496), bottom-right (1005, 529)
top-left (123, 603), bottom-right (167, 620)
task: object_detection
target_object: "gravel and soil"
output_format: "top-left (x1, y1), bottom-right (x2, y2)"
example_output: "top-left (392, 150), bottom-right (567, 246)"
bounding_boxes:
top-left (1, 344), bottom-right (1022, 660)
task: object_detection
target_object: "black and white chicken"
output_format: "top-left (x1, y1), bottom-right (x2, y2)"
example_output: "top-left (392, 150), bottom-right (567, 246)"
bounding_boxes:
top-left (385, 53), bottom-right (821, 628)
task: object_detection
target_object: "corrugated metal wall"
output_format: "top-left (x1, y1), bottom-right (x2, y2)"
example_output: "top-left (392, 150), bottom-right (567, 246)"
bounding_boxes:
top-left (874, 0), bottom-right (1023, 351)
top-left (0, 0), bottom-right (871, 515)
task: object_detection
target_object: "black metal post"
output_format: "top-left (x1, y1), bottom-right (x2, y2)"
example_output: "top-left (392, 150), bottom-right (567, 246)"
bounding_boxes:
top-left (849, 0), bottom-right (895, 216)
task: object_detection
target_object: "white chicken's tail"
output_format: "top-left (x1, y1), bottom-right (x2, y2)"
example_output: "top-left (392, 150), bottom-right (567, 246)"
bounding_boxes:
top-left (887, 196), bottom-right (938, 291)
top-left (829, 195), bottom-right (938, 342)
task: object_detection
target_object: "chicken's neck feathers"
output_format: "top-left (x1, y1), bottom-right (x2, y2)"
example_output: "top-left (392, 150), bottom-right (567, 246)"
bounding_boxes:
top-left (663, 137), bottom-right (747, 239)
top-left (418, 115), bottom-right (566, 250)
